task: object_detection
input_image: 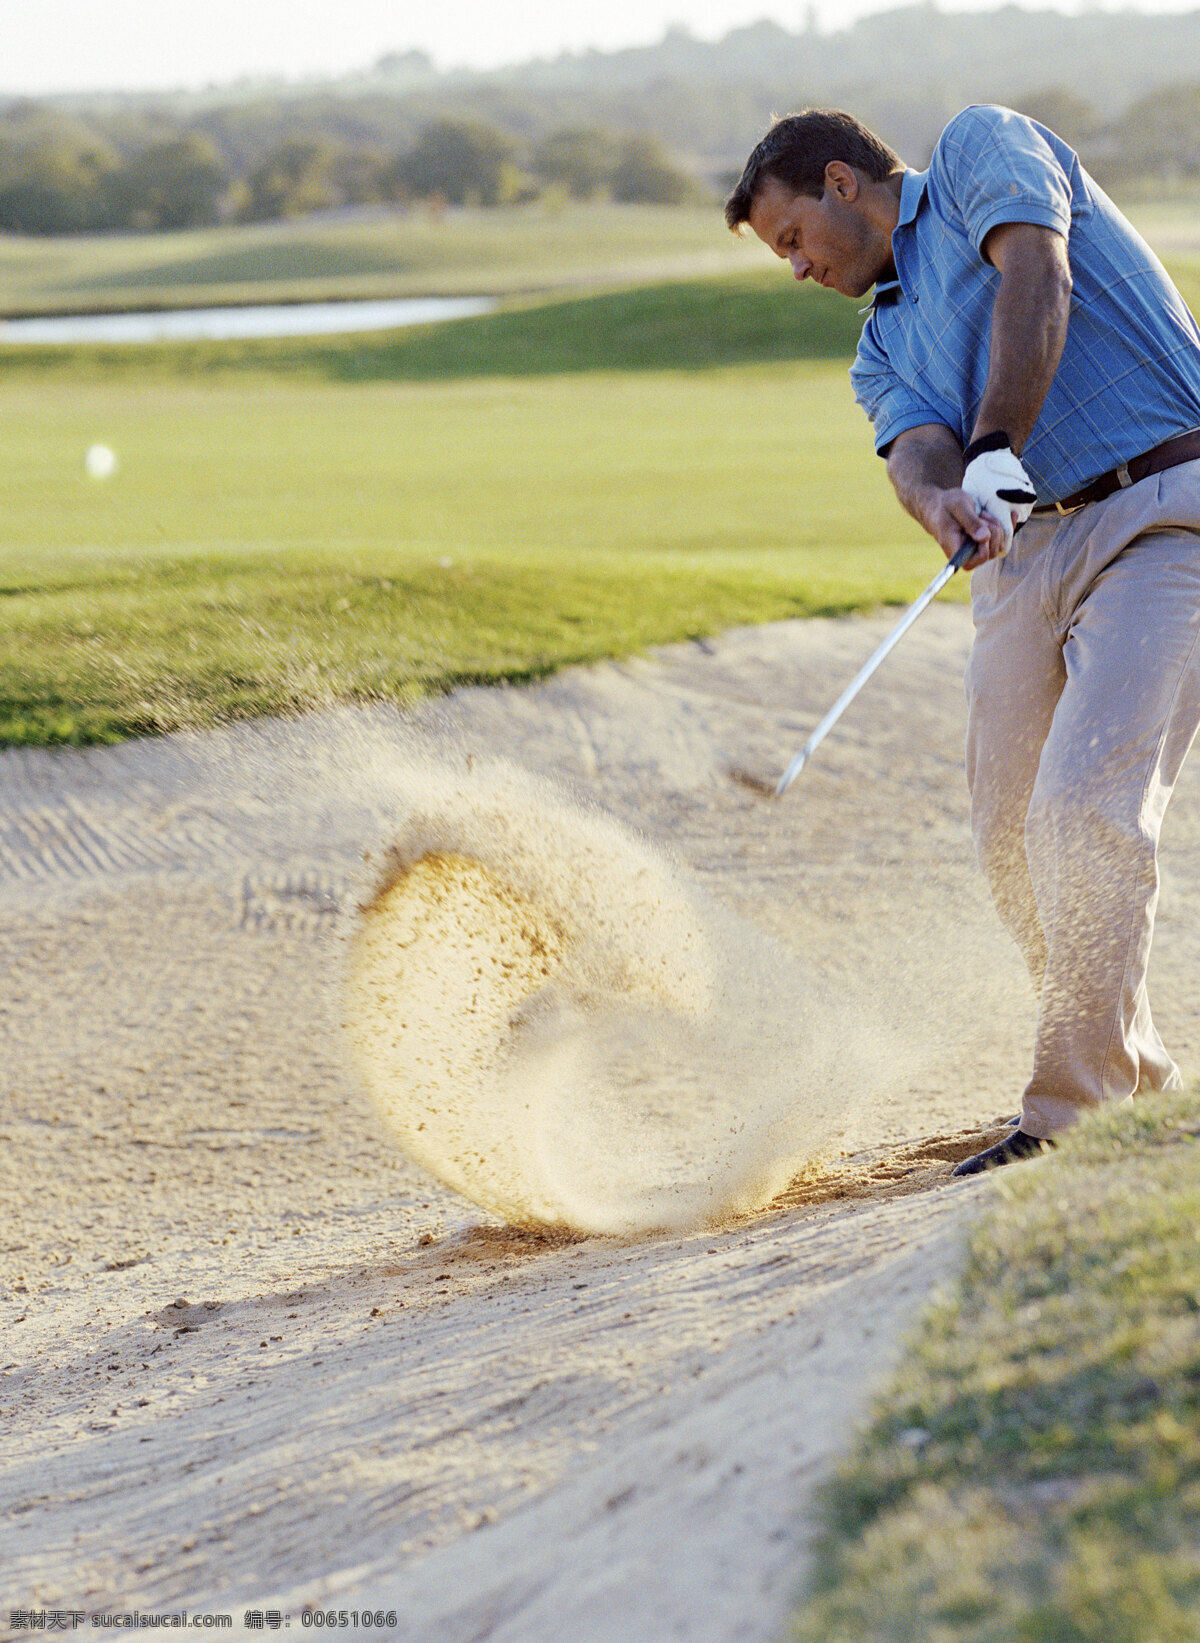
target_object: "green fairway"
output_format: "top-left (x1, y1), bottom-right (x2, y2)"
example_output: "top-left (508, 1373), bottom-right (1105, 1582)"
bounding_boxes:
top-left (0, 202), bottom-right (764, 315)
top-left (0, 275), bottom-right (940, 746)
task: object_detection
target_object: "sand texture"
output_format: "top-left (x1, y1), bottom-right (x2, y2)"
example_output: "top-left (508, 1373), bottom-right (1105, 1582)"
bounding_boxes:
top-left (3, 604), bottom-right (1199, 1638)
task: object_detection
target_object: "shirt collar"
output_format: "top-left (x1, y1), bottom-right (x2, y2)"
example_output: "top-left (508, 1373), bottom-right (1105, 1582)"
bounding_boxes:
top-left (862, 167), bottom-right (929, 311)
top-left (896, 165), bottom-right (928, 229)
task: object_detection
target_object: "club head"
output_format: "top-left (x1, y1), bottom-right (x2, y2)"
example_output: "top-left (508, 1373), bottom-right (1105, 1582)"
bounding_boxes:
top-left (775, 749), bottom-right (811, 798)
top-left (726, 765), bottom-right (780, 799)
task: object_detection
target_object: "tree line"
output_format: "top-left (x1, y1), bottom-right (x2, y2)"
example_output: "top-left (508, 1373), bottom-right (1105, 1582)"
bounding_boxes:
top-left (0, 102), bottom-right (702, 236)
top-left (11, 3), bottom-right (1200, 238)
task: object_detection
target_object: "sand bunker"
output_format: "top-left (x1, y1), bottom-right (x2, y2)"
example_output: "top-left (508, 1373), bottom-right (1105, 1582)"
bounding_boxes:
top-left (343, 762), bottom-right (869, 1234)
top-left (8, 606), bottom-right (1200, 1636)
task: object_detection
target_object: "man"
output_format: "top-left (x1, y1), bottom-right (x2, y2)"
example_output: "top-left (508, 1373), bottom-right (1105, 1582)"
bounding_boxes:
top-left (725, 105), bottom-right (1200, 1174)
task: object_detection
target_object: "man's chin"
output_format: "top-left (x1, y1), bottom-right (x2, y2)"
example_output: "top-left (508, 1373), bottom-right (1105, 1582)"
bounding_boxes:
top-left (828, 275), bottom-right (871, 300)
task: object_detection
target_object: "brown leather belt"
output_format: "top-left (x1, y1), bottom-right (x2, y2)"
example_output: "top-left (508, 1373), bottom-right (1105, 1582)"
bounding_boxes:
top-left (1032, 427), bottom-right (1200, 516)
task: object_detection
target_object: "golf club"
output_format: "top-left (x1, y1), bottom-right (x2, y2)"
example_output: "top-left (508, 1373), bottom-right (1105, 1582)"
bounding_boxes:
top-left (773, 539), bottom-right (975, 797)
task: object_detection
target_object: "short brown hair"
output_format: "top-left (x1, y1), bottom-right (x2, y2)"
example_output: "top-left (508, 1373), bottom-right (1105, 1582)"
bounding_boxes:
top-left (724, 109), bottom-right (901, 232)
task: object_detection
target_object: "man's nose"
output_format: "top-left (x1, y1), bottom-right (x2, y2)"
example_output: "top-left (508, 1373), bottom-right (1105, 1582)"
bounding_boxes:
top-left (788, 252), bottom-right (812, 281)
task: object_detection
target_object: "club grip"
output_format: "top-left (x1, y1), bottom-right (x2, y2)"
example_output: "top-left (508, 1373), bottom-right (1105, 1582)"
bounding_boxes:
top-left (949, 540), bottom-right (976, 571)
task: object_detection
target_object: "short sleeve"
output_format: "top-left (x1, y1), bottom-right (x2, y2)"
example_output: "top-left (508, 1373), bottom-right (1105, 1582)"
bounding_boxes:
top-left (850, 314), bottom-right (956, 455)
top-left (935, 105), bottom-right (1072, 255)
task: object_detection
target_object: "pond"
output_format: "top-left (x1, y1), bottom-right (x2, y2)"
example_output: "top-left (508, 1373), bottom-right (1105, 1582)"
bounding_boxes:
top-left (0, 294), bottom-right (496, 346)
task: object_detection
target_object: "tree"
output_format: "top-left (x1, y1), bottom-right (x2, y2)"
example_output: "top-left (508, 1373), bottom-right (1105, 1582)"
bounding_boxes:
top-left (241, 139), bottom-right (344, 220)
top-left (239, 137), bottom-right (388, 220)
top-left (389, 118), bottom-right (518, 207)
top-left (1108, 83), bottom-right (1200, 184)
top-left (0, 132), bottom-right (117, 234)
top-left (373, 49), bottom-right (435, 86)
top-left (610, 136), bottom-right (697, 205)
top-left (104, 134), bottom-right (229, 230)
top-left (531, 127), bottom-right (620, 199)
top-left (322, 144), bottom-right (387, 207)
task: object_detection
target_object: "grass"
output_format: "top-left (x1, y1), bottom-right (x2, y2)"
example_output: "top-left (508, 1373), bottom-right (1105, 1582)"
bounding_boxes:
top-left (0, 202), bottom-right (766, 315)
top-left (0, 275), bottom-right (939, 746)
top-left (0, 272), bottom-right (865, 381)
top-left (791, 1089), bottom-right (1200, 1643)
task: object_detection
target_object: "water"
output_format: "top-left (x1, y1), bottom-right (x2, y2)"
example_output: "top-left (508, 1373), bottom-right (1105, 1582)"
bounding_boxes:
top-left (0, 295), bottom-right (495, 346)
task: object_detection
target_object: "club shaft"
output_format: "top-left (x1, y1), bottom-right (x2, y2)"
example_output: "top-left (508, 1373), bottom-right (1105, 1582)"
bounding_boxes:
top-left (775, 541), bottom-right (974, 797)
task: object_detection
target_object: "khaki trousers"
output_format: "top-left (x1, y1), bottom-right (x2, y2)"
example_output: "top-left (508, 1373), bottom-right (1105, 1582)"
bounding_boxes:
top-left (965, 459), bottom-right (1200, 1138)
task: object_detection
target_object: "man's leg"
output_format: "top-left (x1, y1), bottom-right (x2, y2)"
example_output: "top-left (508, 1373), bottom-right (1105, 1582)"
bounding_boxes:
top-left (964, 515), bottom-right (1066, 994)
top-left (956, 522), bottom-right (1069, 1177)
top-left (1019, 509), bottom-right (1200, 1137)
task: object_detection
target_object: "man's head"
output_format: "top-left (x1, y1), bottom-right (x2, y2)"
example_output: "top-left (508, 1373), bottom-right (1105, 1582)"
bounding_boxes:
top-left (725, 110), bottom-right (904, 299)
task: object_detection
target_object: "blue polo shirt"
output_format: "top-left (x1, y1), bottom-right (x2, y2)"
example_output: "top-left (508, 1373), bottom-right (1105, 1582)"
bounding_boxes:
top-left (850, 104), bottom-right (1200, 504)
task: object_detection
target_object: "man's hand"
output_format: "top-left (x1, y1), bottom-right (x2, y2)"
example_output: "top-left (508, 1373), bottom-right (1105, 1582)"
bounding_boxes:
top-left (960, 431), bottom-right (1037, 553)
top-left (886, 424), bottom-right (1009, 569)
top-left (920, 485), bottom-right (1010, 568)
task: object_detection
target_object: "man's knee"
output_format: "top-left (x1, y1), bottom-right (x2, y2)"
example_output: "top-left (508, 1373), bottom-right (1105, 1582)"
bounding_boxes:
top-left (1024, 759), bottom-right (1154, 877)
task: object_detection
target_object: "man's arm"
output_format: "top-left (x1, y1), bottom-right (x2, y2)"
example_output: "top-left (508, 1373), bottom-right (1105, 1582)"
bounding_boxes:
top-left (886, 223), bottom-right (1073, 568)
top-left (971, 221), bottom-right (1073, 452)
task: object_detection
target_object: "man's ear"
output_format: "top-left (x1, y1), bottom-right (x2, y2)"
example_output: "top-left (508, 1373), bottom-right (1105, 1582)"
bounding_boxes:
top-left (824, 161), bottom-right (860, 201)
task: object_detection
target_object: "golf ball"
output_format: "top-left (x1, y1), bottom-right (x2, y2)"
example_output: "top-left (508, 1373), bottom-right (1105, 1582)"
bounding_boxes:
top-left (84, 444), bottom-right (118, 480)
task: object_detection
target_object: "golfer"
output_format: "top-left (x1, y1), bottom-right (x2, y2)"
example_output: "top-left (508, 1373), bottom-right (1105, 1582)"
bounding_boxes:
top-left (726, 104), bottom-right (1200, 1173)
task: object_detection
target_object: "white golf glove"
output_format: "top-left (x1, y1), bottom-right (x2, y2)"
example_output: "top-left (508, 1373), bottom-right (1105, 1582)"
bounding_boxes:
top-left (961, 432), bottom-right (1037, 553)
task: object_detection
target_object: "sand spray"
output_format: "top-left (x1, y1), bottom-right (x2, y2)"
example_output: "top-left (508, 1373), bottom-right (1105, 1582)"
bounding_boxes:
top-left (340, 754), bottom-right (883, 1235)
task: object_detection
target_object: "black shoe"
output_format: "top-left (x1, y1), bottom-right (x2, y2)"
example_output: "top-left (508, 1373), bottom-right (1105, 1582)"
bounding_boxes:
top-left (952, 1129), bottom-right (1053, 1177)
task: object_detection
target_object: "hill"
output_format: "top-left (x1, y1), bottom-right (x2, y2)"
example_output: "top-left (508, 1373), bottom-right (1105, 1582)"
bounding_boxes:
top-left (29, 5), bottom-right (1200, 175)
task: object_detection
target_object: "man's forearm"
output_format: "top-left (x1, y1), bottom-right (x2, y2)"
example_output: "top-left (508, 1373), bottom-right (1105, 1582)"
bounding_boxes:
top-left (887, 424), bottom-right (965, 534)
top-left (972, 225), bottom-right (1073, 452)
top-left (881, 227), bottom-right (1071, 568)
top-left (886, 423), bottom-right (1008, 565)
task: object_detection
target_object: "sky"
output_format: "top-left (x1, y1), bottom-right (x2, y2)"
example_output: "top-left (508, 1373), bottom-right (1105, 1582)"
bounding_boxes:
top-left (6, 0), bottom-right (1200, 96)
